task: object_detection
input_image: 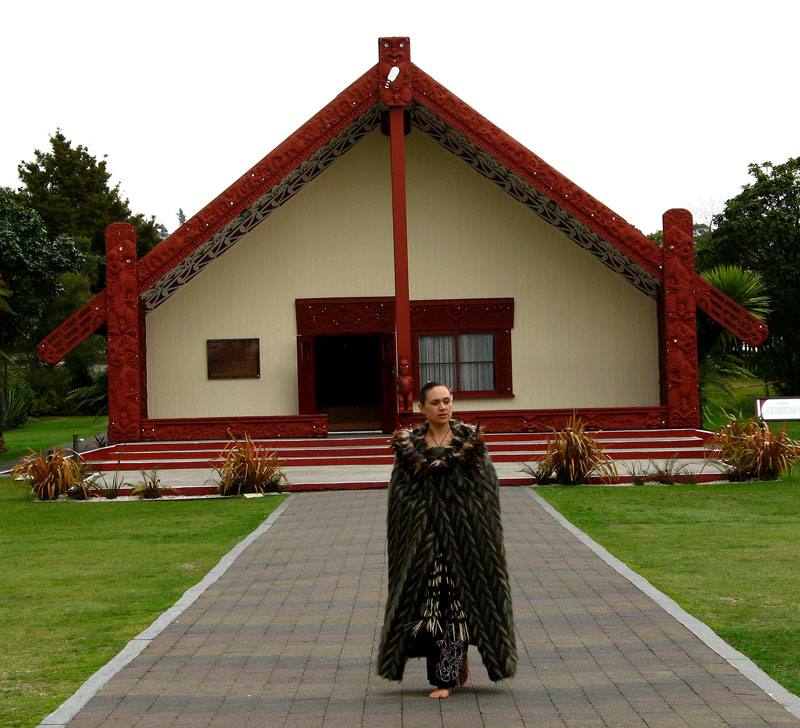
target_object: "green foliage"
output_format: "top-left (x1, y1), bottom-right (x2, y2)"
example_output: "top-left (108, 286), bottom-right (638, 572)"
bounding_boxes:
top-left (130, 469), bottom-right (176, 499)
top-left (708, 412), bottom-right (800, 481)
top-left (15, 131), bottom-right (164, 290)
top-left (696, 157), bottom-right (800, 393)
top-left (522, 412), bottom-right (619, 485)
top-left (4, 379), bottom-right (34, 429)
top-left (213, 432), bottom-right (287, 495)
top-left (0, 188), bottom-right (84, 349)
top-left (66, 366), bottom-right (108, 416)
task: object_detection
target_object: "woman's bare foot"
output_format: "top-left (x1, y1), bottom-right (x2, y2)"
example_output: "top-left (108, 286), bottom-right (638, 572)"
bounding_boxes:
top-left (428, 688), bottom-right (451, 699)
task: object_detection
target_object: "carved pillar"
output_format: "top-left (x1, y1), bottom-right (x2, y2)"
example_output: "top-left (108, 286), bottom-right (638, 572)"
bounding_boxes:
top-left (661, 209), bottom-right (701, 428)
top-left (106, 223), bottom-right (141, 443)
top-left (380, 37), bottom-right (412, 416)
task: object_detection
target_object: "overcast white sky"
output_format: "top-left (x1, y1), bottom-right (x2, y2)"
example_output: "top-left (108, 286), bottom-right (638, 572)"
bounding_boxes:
top-left (2, 0), bottom-right (797, 237)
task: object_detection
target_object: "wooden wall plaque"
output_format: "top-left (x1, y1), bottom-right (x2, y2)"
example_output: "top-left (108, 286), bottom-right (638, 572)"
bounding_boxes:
top-left (207, 339), bottom-right (260, 379)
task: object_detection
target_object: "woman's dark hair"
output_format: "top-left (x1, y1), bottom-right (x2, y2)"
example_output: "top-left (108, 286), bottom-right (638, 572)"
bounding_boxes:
top-left (419, 381), bottom-right (447, 405)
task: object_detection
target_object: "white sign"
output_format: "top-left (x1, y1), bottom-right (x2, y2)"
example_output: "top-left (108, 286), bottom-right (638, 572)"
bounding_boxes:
top-left (755, 397), bottom-right (800, 421)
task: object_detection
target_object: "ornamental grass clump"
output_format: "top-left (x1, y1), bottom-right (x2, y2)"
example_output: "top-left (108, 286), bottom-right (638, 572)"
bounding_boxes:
top-left (214, 432), bottom-right (287, 496)
top-left (11, 448), bottom-right (89, 501)
top-left (708, 412), bottom-right (800, 481)
top-left (522, 412), bottom-right (619, 485)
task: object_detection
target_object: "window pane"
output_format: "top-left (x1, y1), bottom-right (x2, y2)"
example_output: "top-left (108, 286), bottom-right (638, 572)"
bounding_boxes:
top-left (459, 333), bottom-right (494, 362)
top-left (460, 362), bottom-right (495, 391)
top-left (419, 335), bottom-right (456, 390)
top-left (420, 363), bottom-right (457, 388)
top-left (459, 333), bottom-right (495, 391)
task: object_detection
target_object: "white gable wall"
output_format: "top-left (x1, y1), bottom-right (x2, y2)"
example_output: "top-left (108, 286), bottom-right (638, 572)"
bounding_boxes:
top-left (146, 129), bottom-right (394, 418)
top-left (405, 131), bottom-right (660, 410)
top-left (146, 126), bottom-right (659, 419)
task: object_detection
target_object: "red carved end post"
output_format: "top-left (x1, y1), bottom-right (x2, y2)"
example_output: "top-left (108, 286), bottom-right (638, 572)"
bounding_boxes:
top-left (380, 37), bottom-right (412, 420)
top-left (106, 223), bottom-right (141, 443)
top-left (662, 209), bottom-right (701, 428)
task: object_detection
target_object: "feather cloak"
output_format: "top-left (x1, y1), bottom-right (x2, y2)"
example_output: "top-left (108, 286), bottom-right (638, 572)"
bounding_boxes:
top-left (377, 420), bottom-right (517, 682)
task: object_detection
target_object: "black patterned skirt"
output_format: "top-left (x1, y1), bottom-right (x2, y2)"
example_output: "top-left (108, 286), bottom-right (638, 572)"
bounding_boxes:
top-left (410, 553), bottom-right (469, 688)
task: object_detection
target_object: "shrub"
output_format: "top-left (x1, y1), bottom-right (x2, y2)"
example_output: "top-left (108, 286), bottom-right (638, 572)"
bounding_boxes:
top-left (130, 469), bottom-right (176, 499)
top-left (708, 412), bottom-right (800, 481)
top-left (214, 432), bottom-right (287, 496)
top-left (5, 381), bottom-right (34, 429)
top-left (89, 450), bottom-right (126, 499)
top-left (522, 412), bottom-right (619, 485)
top-left (11, 448), bottom-right (89, 501)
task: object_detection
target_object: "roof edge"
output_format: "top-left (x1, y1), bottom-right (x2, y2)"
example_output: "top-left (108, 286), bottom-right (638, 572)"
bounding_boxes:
top-left (136, 64), bottom-right (381, 291)
top-left (409, 64), bottom-right (664, 280)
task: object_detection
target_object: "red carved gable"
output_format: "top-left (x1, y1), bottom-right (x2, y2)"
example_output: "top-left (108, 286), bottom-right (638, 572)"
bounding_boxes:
top-left (38, 37), bottom-right (768, 365)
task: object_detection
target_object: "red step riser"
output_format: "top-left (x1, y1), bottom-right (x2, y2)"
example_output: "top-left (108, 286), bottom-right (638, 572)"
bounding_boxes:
top-left (81, 440), bottom-right (710, 464)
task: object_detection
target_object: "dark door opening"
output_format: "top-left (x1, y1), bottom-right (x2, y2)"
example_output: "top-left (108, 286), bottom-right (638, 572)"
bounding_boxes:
top-left (314, 335), bottom-right (382, 431)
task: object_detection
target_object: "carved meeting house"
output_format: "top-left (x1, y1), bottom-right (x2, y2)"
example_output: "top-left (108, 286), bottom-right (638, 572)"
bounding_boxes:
top-left (40, 37), bottom-right (767, 442)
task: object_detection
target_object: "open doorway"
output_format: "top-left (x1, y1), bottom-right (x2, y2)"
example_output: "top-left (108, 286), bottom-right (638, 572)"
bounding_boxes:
top-left (314, 335), bottom-right (382, 431)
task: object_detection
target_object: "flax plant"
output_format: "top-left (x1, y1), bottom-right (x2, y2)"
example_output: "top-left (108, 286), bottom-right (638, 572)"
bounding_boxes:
top-left (11, 448), bottom-right (89, 501)
top-left (708, 412), bottom-right (800, 481)
top-left (523, 412), bottom-right (619, 485)
top-left (213, 432), bottom-right (287, 496)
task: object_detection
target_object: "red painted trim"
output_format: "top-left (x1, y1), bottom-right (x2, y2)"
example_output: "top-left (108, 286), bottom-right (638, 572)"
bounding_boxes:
top-left (38, 291), bottom-right (107, 365)
top-left (106, 224), bottom-right (141, 443)
top-left (696, 276), bottom-right (768, 346)
top-left (137, 67), bottom-right (380, 292)
top-left (138, 306), bottom-right (148, 420)
top-left (390, 107), bottom-right (412, 381)
top-left (399, 406), bottom-right (669, 432)
top-left (38, 48), bottom-right (766, 366)
top-left (662, 209), bottom-right (701, 428)
top-left (138, 415), bottom-right (328, 441)
top-left (409, 65), bottom-right (664, 280)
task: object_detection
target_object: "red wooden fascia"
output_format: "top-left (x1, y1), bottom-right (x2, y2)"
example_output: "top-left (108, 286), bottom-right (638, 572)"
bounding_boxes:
top-left (137, 65), bottom-right (381, 291)
top-left (38, 66), bottom-right (382, 364)
top-left (409, 64), bottom-right (664, 280)
top-left (37, 51), bottom-right (769, 366)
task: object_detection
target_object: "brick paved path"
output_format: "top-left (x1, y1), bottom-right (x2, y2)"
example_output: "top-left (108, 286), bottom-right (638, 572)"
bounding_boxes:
top-left (59, 490), bottom-right (799, 728)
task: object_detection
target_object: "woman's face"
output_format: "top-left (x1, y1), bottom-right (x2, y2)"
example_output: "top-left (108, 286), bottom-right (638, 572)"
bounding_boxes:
top-left (419, 385), bottom-right (453, 425)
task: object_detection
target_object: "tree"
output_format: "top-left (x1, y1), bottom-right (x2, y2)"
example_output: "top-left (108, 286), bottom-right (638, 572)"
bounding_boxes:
top-left (0, 188), bottom-right (85, 448)
top-left (16, 130), bottom-right (164, 290)
top-left (696, 157), bottom-right (800, 394)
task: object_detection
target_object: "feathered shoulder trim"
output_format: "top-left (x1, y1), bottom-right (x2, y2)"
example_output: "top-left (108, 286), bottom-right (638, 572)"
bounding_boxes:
top-left (391, 420), bottom-right (487, 476)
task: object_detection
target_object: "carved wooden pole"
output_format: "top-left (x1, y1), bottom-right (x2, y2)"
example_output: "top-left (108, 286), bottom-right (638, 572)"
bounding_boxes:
top-left (380, 37), bottom-right (412, 416)
top-left (106, 223), bottom-right (141, 443)
top-left (661, 209), bottom-right (701, 428)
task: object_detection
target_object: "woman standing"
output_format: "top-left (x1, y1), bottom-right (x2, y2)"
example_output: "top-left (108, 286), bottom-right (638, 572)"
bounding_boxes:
top-left (377, 382), bottom-right (516, 698)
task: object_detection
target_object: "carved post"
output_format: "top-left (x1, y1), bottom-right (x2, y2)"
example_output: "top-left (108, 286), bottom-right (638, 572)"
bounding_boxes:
top-left (380, 37), bottom-right (412, 417)
top-left (106, 223), bottom-right (141, 443)
top-left (661, 209), bottom-right (701, 428)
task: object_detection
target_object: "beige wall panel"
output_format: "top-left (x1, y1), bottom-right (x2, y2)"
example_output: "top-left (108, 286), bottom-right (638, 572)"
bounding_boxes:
top-left (146, 129), bottom-right (394, 418)
top-left (405, 131), bottom-right (660, 411)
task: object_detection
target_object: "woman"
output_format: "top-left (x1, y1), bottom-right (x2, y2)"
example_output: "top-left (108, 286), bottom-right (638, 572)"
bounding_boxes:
top-left (377, 382), bottom-right (516, 698)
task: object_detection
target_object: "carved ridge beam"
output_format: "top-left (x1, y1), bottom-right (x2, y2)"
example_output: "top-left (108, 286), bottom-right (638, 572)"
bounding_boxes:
top-left (695, 276), bottom-right (768, 346)
top-left (408, 65), bottom-right (663, 281)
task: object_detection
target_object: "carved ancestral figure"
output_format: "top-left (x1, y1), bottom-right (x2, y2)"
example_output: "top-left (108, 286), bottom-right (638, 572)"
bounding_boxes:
top-left (396, 356), bottom-right (414, 412)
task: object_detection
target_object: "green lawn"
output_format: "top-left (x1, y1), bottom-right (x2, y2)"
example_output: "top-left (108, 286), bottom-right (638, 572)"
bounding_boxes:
top-left (0, 477), bottom-right (287, 728)
top-left (536, 476), bottom-right (800, 698)
top-left (1, 416), bottom-right (109, 463)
